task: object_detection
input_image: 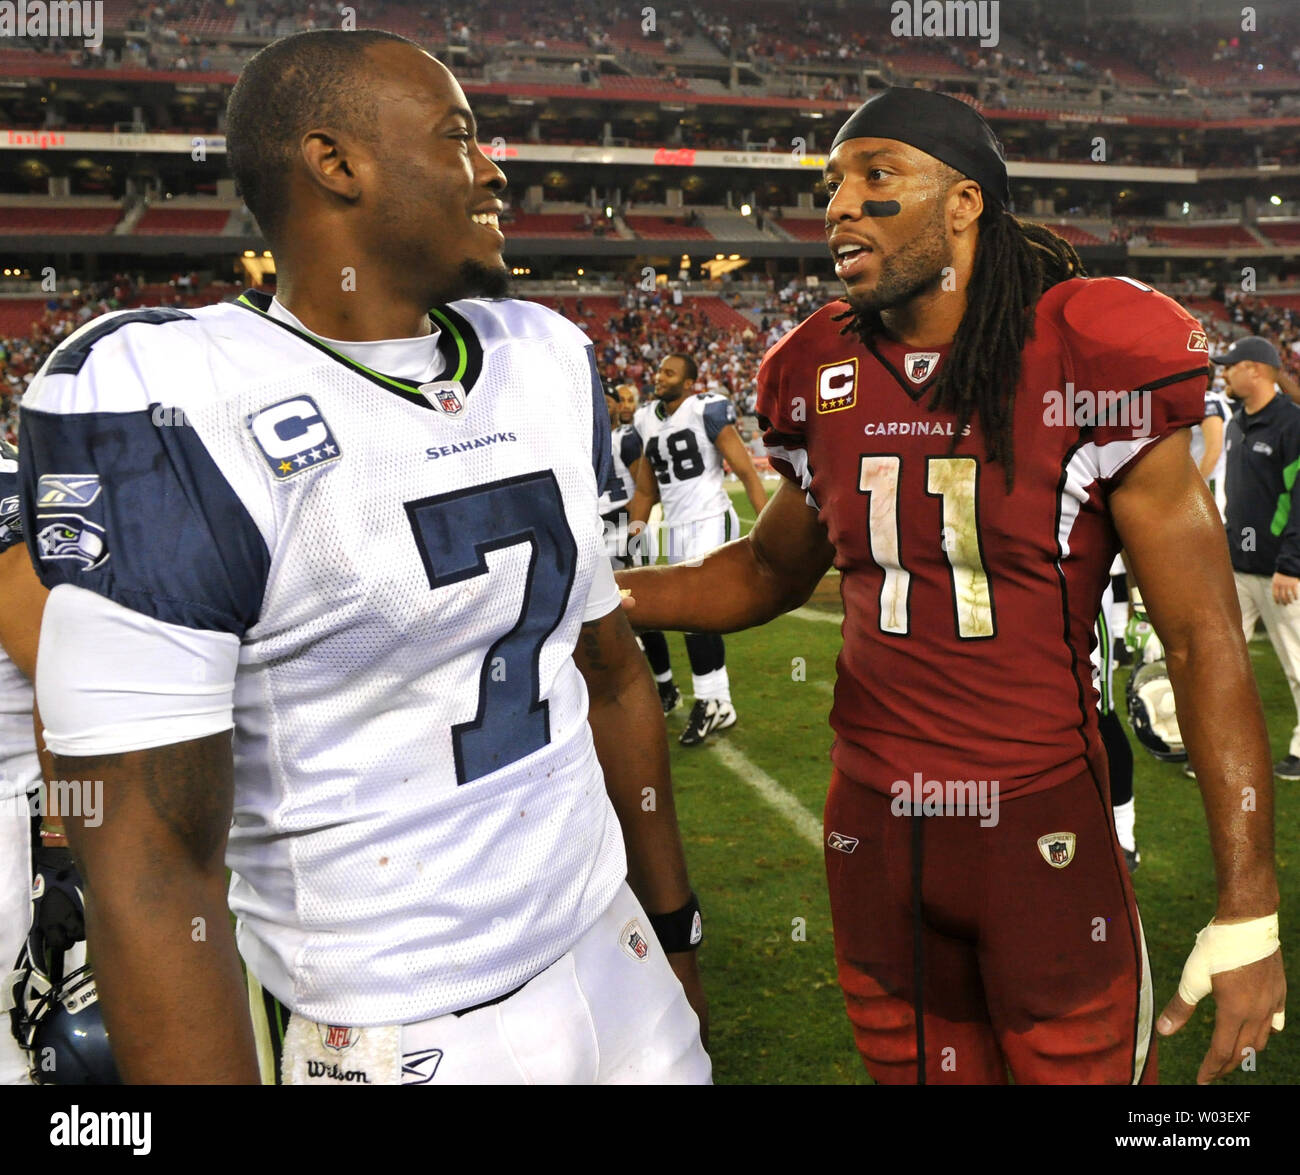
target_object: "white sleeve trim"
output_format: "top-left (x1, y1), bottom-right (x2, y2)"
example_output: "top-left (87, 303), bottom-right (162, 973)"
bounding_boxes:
top-left (37, 584), bottom-right (239, 757)
top-left (582, 557), bottom-right (622, 623)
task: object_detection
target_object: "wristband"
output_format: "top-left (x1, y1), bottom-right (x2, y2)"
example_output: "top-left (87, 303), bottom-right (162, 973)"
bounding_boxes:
top-left (1178, 914), bottom-right (1284, 1031)
top-left (648, 892), bottom-right (703, 953)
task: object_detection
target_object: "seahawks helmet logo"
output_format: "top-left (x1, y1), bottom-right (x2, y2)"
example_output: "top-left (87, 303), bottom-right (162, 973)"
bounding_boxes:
top-left (36, 515), bottom-right (108, 570)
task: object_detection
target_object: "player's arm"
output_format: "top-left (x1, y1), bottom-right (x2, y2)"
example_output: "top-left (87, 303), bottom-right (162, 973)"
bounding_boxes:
top-left (0, 543), bottom-right (61, 833)
top-left (1196, 414), bottom-right (1223, 482)
top-left (713, 423), bottom-right (768, 517)
top-left (619, 477), bottom-right (835, 632)
top-left (573, 603), bottom-right (706, 1041)
top-left (0, 542), bottom-right (44, 680)
top-left (17, 322), bottom-right (267, 1084)
top-left (1109, 429), bottom-right (1285, 1083)
top-left (627, 445), bottom-right (659, 527)
top-left (54, 733), bottom-right (258, 1084)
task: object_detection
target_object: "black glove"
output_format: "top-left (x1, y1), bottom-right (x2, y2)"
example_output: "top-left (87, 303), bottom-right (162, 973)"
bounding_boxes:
top-left (29, 846), bottom-right (86, 982)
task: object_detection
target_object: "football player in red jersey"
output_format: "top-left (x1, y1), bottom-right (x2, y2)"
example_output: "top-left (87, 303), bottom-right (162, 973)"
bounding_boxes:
top-left (618, 88), bottom-right (1285, 1085)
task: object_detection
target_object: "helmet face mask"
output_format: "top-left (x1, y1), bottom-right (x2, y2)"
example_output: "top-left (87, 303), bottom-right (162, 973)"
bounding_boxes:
top-left (1126, 659), bottom-right (1187, 762)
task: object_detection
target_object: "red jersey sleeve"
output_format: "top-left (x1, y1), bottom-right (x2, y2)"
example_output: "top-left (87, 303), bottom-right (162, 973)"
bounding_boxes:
top-left (1059, 276), bottom-right (1210, 459)
top-left (755, 317), bottom-right (816, 490)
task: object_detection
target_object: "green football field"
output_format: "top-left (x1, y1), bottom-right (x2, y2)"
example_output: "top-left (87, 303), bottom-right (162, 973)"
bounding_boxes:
top-left (659, 482), bottom-right (1298, 1085)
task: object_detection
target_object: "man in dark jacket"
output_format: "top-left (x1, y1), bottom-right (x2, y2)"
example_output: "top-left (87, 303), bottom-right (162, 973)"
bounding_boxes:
top-left (1221, 335), bottom-right (1300, 778)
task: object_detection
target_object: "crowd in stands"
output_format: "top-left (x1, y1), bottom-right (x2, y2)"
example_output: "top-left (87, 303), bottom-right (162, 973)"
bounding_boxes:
top-left (8, 0), bottom-right (1299, 110)
top-left (7, 270), bottom-right (1300, 447)
top-left (1224, 290), bottom-right (1300, 382)
top-left (554, 278), bottom-right (831, 427)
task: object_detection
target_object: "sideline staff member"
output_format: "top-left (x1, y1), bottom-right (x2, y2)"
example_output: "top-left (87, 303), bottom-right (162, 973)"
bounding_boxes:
top-left (1221, 335), bottom-right (1300, 780)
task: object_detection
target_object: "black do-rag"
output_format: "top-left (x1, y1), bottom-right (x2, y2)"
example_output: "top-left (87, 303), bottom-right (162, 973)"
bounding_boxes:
top-left (831, 88), bottom-right (1011, 210)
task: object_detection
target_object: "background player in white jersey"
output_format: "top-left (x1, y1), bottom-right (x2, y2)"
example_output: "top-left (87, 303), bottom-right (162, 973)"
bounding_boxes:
top-left (629, 354), bottom-right (768, 745)
top-left (1190, 372), bottom-right (1230, 519)
top-left (0, 438), bottom-right (43, 1084)
top-left (599, 387), bottom-right (680, 714)
top-left (1092, 576), bottom-right (1139, 873)
top-left (18, 30), bottom-right (708, 1085)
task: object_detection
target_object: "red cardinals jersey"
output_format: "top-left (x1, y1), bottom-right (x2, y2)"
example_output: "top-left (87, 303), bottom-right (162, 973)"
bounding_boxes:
top-left (757, 276), bottom-right (1209, 798)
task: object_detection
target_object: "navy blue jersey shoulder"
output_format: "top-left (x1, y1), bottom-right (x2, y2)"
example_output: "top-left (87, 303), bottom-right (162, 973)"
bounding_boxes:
top-left (19, 408), bottom-right (270, 635)
top-left (702, 397), bottom-right (737, 444)
top-left (0, 437), bottom-right (21, 553)
top-left (618, 427), bottom-right (642, 469)
top-left (586, 345), bottom-right (613, 492)
top-left (46, 308), bottom-right (194, 376)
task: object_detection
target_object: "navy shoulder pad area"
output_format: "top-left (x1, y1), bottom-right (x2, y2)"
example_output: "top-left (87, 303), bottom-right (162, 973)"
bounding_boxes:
top-left (47, 308), bottom-right (195, 377)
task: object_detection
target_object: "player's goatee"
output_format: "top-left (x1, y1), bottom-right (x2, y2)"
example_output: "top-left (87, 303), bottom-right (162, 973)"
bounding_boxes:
top-left (846, 232), bottom-right (952, 316)
top-left (458, 259), bottom-right (511, 300)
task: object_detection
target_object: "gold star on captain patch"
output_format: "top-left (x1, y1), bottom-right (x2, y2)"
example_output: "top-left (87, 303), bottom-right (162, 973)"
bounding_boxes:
top-left (279, 461), bottom-right (292, 474)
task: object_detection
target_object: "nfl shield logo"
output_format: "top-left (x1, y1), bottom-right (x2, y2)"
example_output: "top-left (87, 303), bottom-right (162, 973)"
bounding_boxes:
top-left (620, 919), bottom-right (651, 961)
top-left (1037, 831), bottom-right (1077, 869)
top-left (320, 1024), bottom-right (358, 1052)
top-left (419, 379), bottom-right (466, 417)
top-left (904, 352), bottom-right (940, 384)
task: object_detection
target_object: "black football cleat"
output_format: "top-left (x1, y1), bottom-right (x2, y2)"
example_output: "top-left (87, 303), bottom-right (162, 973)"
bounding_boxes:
top-left (679, 699), bottom-right (735, 746)
top-left (1274, 756), bottom-right (1300, 780)
top-left (1123, 846), bottom-right (1141, 874)
top-left (658, 681), bottom-right (682, 715)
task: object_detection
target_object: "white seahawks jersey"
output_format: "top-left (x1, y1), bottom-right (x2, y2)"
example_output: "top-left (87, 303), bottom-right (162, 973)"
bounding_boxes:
top-left (597, 423), bottom-right (641, 516)
top-left (634, 393), bottom-right (736, 523)
top-left (1190, 389), bottom-right (1230, 477)
top-left (20, 293), bottom-right (627, 1025)
top-left (0, 440), bottom-right (38, 803)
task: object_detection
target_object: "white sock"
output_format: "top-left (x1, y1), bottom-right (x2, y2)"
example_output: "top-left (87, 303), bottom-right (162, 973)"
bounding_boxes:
top-left (1113, 798), bottom-right (1136, 853)
top-left (653, 670), bottom-right (673, 685)
top-left (691, 667), bottom-right (731, 703)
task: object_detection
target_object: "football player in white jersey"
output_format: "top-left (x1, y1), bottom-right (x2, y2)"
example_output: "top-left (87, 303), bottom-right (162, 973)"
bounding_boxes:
top-left (629, 354), bottom-right (768, 745)
top-left (1190, 374), bottom-right (1230, 519)
top-left (19, 31), bottom-right (708, 1085)
top-left (0, 438), bottom-right (43, 1085)
top-left (599, 387), bottom-right (680, 715)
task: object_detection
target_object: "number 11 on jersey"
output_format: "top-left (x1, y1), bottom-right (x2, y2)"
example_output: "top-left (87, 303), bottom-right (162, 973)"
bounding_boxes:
top-left (858, 454), bottom-right (995, 639)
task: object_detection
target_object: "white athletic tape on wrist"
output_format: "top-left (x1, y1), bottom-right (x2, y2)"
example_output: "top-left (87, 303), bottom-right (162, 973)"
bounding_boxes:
top-left (1177, 914), bottom-right (1284, 1031)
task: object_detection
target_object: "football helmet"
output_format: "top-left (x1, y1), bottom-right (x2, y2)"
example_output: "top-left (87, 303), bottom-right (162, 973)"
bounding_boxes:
top-left (1126, 658), bottom-right (1187, 762)
top-left (1123, 587), bottom-right (1165, 665)
top-left (2, 846), bottom-right (120, 1084)
top-left (5, 952), bottom-right (120, 1085)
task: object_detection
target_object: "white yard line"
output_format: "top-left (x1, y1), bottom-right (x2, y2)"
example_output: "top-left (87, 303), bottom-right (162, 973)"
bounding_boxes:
top-left (789, 606), bottom-right (842, 624)
top-left (707, 740), bottom-right (823, 849)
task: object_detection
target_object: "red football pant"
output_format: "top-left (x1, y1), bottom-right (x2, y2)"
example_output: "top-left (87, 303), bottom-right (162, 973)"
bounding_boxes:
top-left (824, 767), bottom-right (1157, 1085)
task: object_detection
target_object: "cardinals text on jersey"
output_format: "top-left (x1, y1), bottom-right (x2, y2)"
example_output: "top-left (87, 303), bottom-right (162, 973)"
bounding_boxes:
top-left (757, 275), bottom-right (1208, 798)
top-left (634, 393), bottom-right (736, 523)
top-left (18, 293), bottom-right (628, 1026)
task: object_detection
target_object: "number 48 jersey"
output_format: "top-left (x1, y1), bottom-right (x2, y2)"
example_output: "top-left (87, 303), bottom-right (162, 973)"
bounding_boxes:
top-left (18, 293), bottom-right (626, 1026)
top-left (634, 393), bottom-right (736, 523)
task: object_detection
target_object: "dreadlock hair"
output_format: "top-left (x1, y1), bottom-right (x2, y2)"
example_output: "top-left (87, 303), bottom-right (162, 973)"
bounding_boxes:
top-left (226, 28), bottom-right (422, 246)
top-left (835, 210), bottom-right (1085, 490)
